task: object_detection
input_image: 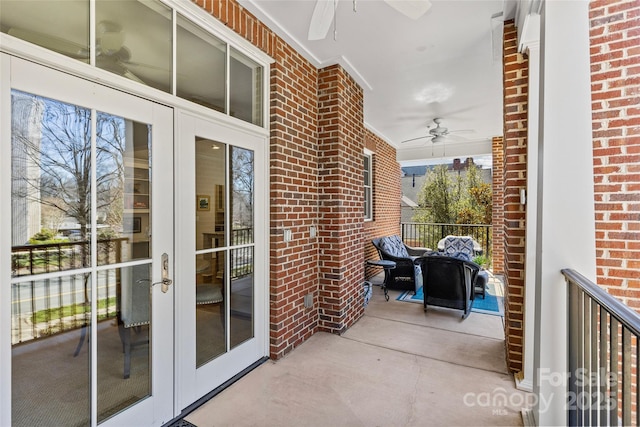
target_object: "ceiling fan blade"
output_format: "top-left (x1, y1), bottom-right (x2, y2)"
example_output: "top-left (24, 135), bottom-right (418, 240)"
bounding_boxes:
top-left (308, 0), bottom-right (338, 40)
top-left (383, 0), bottom-right (432, 20)
top-left (401, 135), bottom-right (433, 144)
top-left (8, 27), bottom-right (88, 60)
top-left (97, 56), bottom-right (146, 85)
top-left (122, 67), bottom-right (146, 85)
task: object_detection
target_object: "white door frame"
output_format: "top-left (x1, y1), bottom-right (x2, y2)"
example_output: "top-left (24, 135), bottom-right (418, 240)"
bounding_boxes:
top-left (0, 54), bottom-right (175, 427)
top-left (175, 110), bottom-right (269, 411)
top-left (1, 18), bottom-right (271, 421)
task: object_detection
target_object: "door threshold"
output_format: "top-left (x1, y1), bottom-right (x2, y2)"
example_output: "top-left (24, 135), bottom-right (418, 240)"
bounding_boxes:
top-left (164, 357), bottom-right (269, 427)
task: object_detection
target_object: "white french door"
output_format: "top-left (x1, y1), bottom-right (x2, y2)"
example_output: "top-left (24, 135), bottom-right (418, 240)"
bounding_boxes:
top-left (0, 55), bottom-right (174, 426)
top-left (175, 111), bottom-right (268, 409)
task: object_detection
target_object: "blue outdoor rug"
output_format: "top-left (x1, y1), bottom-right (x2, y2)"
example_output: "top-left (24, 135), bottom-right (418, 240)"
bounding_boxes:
top-left (397, 280), bottom-right (504, 316)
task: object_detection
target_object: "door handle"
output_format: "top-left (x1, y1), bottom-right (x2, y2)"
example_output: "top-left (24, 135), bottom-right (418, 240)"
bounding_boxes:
top-left (152, 252), bottom-right (173, 293)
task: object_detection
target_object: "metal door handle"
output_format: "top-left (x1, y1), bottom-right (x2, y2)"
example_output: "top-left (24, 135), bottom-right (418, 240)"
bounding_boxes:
top-left (155, 253), bottom-right (172, 293)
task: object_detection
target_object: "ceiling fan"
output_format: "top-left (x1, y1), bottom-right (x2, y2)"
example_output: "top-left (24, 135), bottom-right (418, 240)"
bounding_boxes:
top-left (308, 0), bottom-right (432, 40)
top-left (401, 118), bottom-right (471, 144)
top-left (93, 22), bottom-right (148, 84)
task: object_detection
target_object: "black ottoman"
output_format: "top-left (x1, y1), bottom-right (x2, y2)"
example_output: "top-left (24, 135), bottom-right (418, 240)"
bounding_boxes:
top-left (475, 270), bottom-right (489, 299)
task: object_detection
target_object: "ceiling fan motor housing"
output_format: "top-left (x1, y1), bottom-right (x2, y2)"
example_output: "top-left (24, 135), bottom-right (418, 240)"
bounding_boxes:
top-left (429, 119), bottom-right (448, 136)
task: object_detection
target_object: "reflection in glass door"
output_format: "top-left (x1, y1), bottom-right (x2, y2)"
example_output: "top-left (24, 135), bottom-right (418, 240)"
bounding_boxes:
top-left (3, 57), bottom-right (174, 427)
top-left (194, 142), bottom-right (255, 367)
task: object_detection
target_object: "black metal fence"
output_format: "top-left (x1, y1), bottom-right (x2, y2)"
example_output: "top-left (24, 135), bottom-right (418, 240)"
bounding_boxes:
top-left (564, 269), bottom-right (640, 426)
top-left (11, 239), bottom-right (126, 345)
top-left (232, 227), bottom-right (253, 246)
top-left (11, 238), bottom-right (128, 278)
top-left (401, 222), bottom-right (492, 260)
top-left (11, 230), bottom-right (255, 345)
top-left (231, 227), bottom-right (254, 278)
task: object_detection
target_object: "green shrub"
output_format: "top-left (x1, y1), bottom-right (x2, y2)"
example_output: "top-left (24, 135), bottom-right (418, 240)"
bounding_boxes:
top-left (28, 228), bottom-right (66, 245)
top-left (473, 254), bottom-right (490, 267)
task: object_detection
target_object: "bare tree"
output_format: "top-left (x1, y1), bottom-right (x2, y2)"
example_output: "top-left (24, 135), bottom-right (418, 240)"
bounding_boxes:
top-left (231, 146), bottom-right (254, 229)
top-left (12, 93), bottom-right (125, 251)
top-left (40, 197), bottom-right (67, 232)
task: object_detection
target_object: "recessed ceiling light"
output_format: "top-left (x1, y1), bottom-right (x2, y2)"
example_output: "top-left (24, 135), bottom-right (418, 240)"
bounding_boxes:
top-left (415, 83), bottom-right (454, 104)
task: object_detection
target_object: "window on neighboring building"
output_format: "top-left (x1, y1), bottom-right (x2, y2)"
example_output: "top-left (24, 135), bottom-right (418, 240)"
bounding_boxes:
top-left (364, 151), bottom-right (373, 221)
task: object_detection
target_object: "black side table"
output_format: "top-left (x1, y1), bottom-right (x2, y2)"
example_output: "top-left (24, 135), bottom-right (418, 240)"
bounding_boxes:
top-left (366, 259), bottom-right (396, 301)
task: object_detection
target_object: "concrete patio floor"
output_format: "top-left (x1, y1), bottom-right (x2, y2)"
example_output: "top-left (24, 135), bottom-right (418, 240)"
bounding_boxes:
top-left (186, 281), bottom-right (530, 427)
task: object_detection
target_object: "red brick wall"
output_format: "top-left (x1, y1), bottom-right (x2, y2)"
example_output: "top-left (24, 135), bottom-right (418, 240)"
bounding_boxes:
top-left (363, 130), bottom-right (402, 279)
top-left (197, 0), bottom-right (276, 54)
top-left (492, 136), bottom-right (505, 275)
top-left (268, 41), bottom-right (321, 358)
top-left (590, 0), bottom-right (640, 308)
top-left (502, 21), bottom-right (528, 373)
top-left (317, 65), bottom-right (366, 333)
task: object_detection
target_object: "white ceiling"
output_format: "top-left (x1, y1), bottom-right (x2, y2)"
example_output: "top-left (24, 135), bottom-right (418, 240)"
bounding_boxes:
top-left (239, 0), bottom-right (515, 164)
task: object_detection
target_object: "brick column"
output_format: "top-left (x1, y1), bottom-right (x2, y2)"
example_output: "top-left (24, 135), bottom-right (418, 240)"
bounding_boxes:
top-left (317, 64), bottom-right (365, 333)
top-left (491, 136), bottom-right (504, 275)
top-left (502, 21), bottom-right (528, 373)
top-left (590, 0), bottom-right (640, 308)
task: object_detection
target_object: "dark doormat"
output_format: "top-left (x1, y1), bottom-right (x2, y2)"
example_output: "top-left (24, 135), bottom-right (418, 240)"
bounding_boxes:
top-left (167, 420), bottom-right (197, 427)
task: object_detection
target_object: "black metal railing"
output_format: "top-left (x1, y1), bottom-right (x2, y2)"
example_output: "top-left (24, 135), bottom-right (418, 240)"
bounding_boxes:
top-left (564, 269), bottom-right (640, 426)
top-left (401, 222), bottom-right (492, 260)
top-left (231, 227), bottom-right (254, 278)
top-left (232, 227), bottom-right (254, 246)
top-left (11, 239), bottom-right (127, 345)
top-left (11, 230), bottom-right (255, 345)
top-left (11, 238), bottom-right (128, 278)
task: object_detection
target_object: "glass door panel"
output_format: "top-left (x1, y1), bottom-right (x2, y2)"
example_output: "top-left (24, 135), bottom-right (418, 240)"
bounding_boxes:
top-left (230, 247), bottom-right (253, 349)
top-left (3, 56), bottom-right (174, 427)
top-left (230, 146), bottom-right (254, 245)
top-left (11, 272), bottom-right (92, 427)
top-left (229, 146), bottom-right (255, 348)
top-left (96, 265), bottom-right (151, 422)
top-left (195, 138), bottom-right (226, 250)
top-left (194, 141), bottom-right (258, 357)
top-left (195, 138), bottom-right (226, 367)
top-left (10, 90), bottom-right (94, 427)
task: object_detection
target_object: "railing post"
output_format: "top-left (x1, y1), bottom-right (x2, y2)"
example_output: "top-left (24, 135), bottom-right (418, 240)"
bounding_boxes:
top-left (610, 317), bottom-right (619, 426)
top-left (567, 280), bottom-right (579, 426)
top-left (599, 306), bottom-right (608, 427)
top-left (30, 281), bottom-right (36, 340)
top-left (589, 300), bottom-right (598, 425)
top-left (485, 226), bottom-right (490, 259)
top-left (622, 327), bottom-right (632, 426)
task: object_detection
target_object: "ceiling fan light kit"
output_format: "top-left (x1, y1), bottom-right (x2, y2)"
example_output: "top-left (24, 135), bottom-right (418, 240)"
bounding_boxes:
top-left (99, 31), bottom-right (125, 55)
top-left (400, 118), bottom-right (469, 144)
